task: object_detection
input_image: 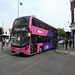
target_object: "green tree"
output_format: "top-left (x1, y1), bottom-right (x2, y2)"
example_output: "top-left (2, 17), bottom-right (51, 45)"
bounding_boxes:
top-left (58, 28), bottom-right (67, 38)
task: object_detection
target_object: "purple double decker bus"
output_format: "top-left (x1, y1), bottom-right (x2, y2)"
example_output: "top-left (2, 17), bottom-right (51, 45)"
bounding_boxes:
top-left (11, 16), bottom-right (58, 55)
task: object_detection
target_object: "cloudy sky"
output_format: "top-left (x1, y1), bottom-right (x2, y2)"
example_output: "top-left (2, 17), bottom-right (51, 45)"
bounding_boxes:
top-left (0, 0), bottom-right (71, 31)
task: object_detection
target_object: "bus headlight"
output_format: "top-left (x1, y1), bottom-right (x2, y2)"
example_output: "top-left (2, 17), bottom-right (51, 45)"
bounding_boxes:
top-left (28, 33), bottom-right (30, 37)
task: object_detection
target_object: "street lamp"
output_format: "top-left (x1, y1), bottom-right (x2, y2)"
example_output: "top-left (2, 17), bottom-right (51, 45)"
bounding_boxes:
top-left (18, 0), bottom-right (23, 17)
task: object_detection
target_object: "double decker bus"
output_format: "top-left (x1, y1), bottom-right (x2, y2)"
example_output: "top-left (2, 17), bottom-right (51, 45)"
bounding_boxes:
top-left (11, 16), bottom-right (58, 55)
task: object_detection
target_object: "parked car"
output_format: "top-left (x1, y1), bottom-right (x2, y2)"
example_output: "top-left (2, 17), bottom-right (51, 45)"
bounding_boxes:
top-left (58, 40), bottom-right (64, 45)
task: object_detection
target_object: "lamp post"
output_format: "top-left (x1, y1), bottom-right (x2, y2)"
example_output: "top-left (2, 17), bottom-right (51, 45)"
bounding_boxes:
top-left (18, 0), bottom-right (23, 17)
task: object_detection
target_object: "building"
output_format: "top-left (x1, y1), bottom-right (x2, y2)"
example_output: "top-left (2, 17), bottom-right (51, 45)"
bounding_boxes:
top-left (69, 0), bottom-right (75, 49)
top-left (3, 29), bottom-right (12, 40)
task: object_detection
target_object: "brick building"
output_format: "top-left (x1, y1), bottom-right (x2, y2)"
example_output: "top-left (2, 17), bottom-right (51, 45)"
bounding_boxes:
top-left (70, 0), bottom-right (75, 49)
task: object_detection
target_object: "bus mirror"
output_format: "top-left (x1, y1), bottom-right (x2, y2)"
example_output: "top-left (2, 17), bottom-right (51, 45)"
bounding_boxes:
top-left (28, 33), bottom-right (30, 37)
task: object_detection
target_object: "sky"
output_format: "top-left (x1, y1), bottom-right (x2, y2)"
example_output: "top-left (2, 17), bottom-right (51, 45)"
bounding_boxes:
top-left (0, 0), bottom-right (71, 31)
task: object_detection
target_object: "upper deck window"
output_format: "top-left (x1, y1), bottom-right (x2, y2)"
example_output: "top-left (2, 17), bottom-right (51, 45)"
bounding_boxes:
top-left (13, 17), bottom-right (30, 32)
top-left (14, 16), bottom-right (30, 27)
top-left (32, 17), bottom-right (57, 33)
top-left (14, 18), bottom-right (27, 26)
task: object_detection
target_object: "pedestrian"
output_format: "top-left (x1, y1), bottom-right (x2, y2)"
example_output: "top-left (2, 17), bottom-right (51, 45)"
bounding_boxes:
top-left (6, 39), bottom-right (9, 47)
top-left (63, 40), bottom-right (65, 48)
top-left (65, 38), bottom-right (68, 50)
top-left (2, 38), bottom-right (6, 46)
top-left (69, 39), bottom-right (72, 48)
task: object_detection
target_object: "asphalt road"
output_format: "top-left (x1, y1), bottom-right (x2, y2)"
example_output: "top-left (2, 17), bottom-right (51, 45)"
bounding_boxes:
top-left (0, 48), bottom-right (75, 75)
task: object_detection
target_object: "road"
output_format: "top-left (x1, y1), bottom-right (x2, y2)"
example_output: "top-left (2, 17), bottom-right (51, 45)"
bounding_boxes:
top-left (0, 47), bottom-right (75, 75)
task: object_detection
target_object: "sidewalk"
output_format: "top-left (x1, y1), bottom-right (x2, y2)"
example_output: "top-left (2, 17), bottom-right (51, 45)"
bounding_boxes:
top-left (56, 44), bottom-right (75, 56)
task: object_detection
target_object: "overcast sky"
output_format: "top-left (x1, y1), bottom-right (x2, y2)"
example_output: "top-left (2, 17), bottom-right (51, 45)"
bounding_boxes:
top-left (0, 0), bottom-right (71, 31)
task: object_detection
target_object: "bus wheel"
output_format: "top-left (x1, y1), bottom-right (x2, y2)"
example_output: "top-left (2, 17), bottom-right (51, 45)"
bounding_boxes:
top-left (39, 47), bottom-right (43, 54)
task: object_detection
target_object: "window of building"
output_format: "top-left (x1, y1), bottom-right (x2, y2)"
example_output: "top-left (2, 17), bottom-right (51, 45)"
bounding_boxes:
top-left (5, 31), bottom-right (7, 34)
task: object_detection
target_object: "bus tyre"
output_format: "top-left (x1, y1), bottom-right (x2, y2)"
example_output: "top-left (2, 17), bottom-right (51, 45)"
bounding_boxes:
top-left (39, 47), bottom-right (43, 54)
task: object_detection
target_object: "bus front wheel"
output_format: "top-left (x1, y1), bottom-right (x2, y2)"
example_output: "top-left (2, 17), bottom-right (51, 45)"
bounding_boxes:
top-left (39, 47), bottom-right (43, 54)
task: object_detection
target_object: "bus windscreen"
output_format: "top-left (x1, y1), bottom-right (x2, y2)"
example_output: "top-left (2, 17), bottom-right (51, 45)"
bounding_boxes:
top-left (11, 17), bottom-right (30, 47)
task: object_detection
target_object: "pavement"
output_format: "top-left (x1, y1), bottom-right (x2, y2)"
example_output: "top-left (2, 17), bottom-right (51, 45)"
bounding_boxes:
top-left (56, 44), bottom-right (75, 56)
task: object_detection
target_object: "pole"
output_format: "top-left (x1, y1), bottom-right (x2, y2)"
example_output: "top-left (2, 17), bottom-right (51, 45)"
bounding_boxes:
top-left (1, 41), bottom-right (3, 50)
top-left (18, 0), bottom-right (19, 17)
top-left (1, 29), bottom-right (3, 50)
top-left (18, 0), bottom-right (23, 17)
top-left (2, 23), bottom-right (4, 29)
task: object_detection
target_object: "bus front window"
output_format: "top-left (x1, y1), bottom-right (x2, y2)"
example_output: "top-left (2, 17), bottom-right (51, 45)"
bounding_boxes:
top-left (11, 32), bottom-right (29, 47)
top-left (11, 17), bottom-right (30, 47)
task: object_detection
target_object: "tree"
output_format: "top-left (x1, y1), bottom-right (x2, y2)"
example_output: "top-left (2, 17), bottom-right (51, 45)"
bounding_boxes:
top-left (57, 28), bottom-right (67, 38)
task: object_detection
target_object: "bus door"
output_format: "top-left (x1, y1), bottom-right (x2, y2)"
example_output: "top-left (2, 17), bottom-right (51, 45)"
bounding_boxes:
top-left (31, 35), bottom-right (37, 54)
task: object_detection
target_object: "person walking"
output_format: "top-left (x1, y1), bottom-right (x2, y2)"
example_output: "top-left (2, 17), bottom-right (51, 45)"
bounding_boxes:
top-left (6, 39), bottom-right (9, 47)
top-left (63, 40), bottom-right (65, 48)
top-left (69, 39), bottom-right (72, 48)
top-left (65, 38), bottom-right (68, 50)
top-left (2, 38), bottom-right (6, 46)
